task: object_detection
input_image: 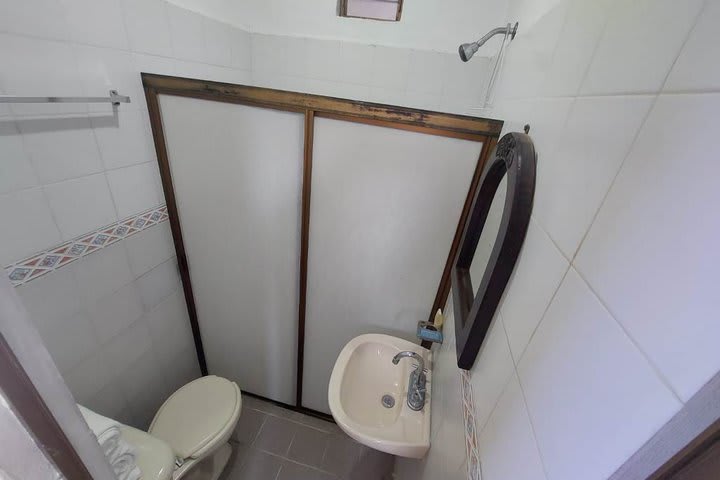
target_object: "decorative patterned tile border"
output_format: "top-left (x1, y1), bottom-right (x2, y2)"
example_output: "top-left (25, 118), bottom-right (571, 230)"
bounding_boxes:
top-left (5, 205), bottom-right (169, 287)
top-left (461, 369), bottom-right (482, 480)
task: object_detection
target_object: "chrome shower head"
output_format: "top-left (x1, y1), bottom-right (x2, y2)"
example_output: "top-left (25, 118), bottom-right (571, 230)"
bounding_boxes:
top-left (459, 42), bottom-right (480, 62)
top-left (458, 22), bottom-right (519, 62)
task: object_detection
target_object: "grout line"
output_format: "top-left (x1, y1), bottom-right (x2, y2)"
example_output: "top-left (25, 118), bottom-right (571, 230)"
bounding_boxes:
top-left (512, 265), bottom-right (571, 367)
top-left (573, 267), bottom-right (684, 404)
top-left (515, 371), bottom-right (552, 480)
top-left (570, 0), bottom-right (707, 267)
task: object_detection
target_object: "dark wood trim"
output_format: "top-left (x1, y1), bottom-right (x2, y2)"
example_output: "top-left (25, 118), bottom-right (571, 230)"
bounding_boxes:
top-left (141, 74), bottom-right (503, 138)
top-left (297, 110), bottom-right (315, 407)
top-left (452, 133), bottom-right (536, 369)
top-left (144, 85), bottom-right (208, 376)
top-left (649, 418), bottom-right (720, 479)
top-left (142, 74), bottom-right (502, 408)
top-left (0, 333), bottom-right (93, 480)
top-left (315, 111), bottom-right (489, 142)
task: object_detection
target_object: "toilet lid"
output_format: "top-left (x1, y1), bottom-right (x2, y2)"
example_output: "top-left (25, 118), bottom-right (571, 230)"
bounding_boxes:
top-left (149, 376), bottom-right (240, 460)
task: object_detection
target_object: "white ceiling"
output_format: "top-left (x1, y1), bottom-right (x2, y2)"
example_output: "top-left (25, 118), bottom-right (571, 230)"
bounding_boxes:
top-left (167, 0), bottom-right (510, 53)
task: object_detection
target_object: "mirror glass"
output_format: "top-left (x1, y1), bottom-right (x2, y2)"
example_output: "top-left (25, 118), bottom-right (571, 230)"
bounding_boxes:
top-left (341, 0), bottom-right (402, 21)
top-left (469, 175), bottom-right (507, 296)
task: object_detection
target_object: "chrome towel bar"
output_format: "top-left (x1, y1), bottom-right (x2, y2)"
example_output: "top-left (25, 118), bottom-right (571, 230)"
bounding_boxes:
top-left (0, 90), bottom-right (130, 106)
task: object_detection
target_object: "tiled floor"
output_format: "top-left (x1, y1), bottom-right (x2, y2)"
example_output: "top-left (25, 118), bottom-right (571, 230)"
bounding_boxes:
top-left (220, 395), bottom-right (395, 480)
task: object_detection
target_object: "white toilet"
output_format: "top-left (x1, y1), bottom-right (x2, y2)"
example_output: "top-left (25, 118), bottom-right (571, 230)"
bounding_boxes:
top-left (118, 375), bottom-right (242, 480)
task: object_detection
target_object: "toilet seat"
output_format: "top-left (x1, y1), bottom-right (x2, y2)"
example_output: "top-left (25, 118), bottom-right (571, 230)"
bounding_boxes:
top-left (148, 375), bottom-right (241, 462)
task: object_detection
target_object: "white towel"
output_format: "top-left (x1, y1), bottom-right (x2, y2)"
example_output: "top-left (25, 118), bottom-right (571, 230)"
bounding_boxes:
top-left (78, 405), bottom-right (142, 480)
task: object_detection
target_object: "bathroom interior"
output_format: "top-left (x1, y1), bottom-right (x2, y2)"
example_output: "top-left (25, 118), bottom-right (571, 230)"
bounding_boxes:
top-left (1, 0), bottom-right (719, 479)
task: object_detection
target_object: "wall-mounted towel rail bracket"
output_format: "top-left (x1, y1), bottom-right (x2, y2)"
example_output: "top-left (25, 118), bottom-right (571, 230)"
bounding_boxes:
top-left (0, 90), bottom-right (131, 106)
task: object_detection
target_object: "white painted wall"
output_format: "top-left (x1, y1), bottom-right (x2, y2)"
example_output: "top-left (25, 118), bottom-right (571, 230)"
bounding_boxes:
top-left (168, 0), bottom-right (509, 53)
top-left (396, 0), bottom-right (720, 479)
top-left (0, 390), bottom-right (63, 480)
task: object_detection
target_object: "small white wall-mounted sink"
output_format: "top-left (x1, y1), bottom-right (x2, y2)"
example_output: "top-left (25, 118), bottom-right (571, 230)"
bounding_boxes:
top-left (328, 334), bottom-right (431, 458)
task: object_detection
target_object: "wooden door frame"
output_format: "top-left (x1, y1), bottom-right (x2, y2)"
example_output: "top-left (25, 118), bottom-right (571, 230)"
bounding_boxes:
top-left (0, 332), bottom-right (94, 480)
top-left (141, 73), bottom-right (502, 412)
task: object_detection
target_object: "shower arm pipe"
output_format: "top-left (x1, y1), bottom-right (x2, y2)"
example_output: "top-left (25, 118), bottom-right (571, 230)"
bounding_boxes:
top-left (459, 22), bottom-right (518, 62)
top-left (475, 23), bottom-right (517, 48)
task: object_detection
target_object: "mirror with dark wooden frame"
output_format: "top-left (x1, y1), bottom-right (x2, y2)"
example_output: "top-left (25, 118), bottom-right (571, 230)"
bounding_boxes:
top-left (451, 132), bottom-right (536, 369)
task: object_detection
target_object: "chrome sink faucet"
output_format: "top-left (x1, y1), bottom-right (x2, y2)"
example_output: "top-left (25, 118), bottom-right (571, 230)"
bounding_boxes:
top-left (392, 351), bottom-right (427, 411)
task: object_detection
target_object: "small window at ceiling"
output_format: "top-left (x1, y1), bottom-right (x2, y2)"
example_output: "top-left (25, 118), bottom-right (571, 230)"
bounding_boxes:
top-left (339, 0), bottom-right (403, 22)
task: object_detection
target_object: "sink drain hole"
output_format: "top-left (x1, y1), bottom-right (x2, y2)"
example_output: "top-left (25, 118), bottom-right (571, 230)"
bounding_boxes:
top-left (381, 394), bottom-right (395, 408)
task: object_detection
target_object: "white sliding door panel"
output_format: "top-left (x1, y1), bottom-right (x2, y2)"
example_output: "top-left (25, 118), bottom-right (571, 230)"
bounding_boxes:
top-left (304, 118), bottom-right (483, 413)
top-left (159, 95), bottom-right (303, 404)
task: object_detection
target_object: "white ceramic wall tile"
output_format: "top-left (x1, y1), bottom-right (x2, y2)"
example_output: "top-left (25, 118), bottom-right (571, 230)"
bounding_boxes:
top-left (539, 0), bottom-right (612, 97)
top-left (35, 309), bottom-right (100, 372)
top-left (407, 50), bottom-right (446, 96)
top-left (491, 2), bottom-right (568, 101)
top-left (87, 381), bottom-right (132, 424)
top-left (0, 0), bottom-right (69, 41)
top-left (62, 350), bottom-right (113, 403)
top-left (44, 173), bottom-right (117, 240)
top-left (16, 265), bottom-right (81, 329)
top-left (251, 34), bottom-right (288, 74)
top-left (576, 93), bottom-right (720, 402)
top-left (534, 95), bottom-right (655, 258)
top-left (204, 18), bottom-right (233, 67)
top-left (0, 34), bottom-right (86, 116)
top-left (87, 282), bottom-right (143, 344)
top-left (580, 0), bottom-right (704, 95)
top-left (73, 241), bottom-right (133, 305)
top-left (135, 257), bottom-right (180, 311)
top-left (106, 162), bottom-right (163, 219)
top-left (167, 4), bottom-right (206, 62)
top-left (103, 318), bottom-right (153, 377)
top-left (144, 289), bottom-right (193, 367)
top-left (231, 28), bottom-right (252, 70)
top-left (664, 0), bottom-right (720, 93)
top-left (0, 188), bottom-right (62, 266)
top-left (478, 374), bottom-right (546, 480)
top-left (442, 54), bottom-right (489, 110)
top-left (121, 0), bottom-right (173, 57)
top-left (371, 46), bottom-right (410, 90)
top-left (92, 110), bottom-right (156, 170)
top-left (518, 269), bottom-right (681, 480)
top-left (74, 45), bottom-right (143, 114)
top-left (60, 0), bottom-right (129, 50)
top-left (19, 116), bottom-right (104, 185)
top-left (468, 314), bottom-right (515, 430)
top-left (162, 345), bottom-right (201, 392)
top-left (493, 97), bottom-right (574, 175)
top-left (339, 42), bottom-right (375, 86)
top-left (304, 38), bottom-right (342, 82)
top-left (0, 122), bottom-right (38, 195)
top-left (173, 61), bottom-right (246, 85)
top-left (500, 219), bottom-right (568, 360)
top-left (284, 37), bottom-right (309, 78)
top-left (117, 349), bottom-right (167, 417)
top-left (133, 53), bottom-right (177, 78)
top-left (124, 222), bottom-right (175, 278)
